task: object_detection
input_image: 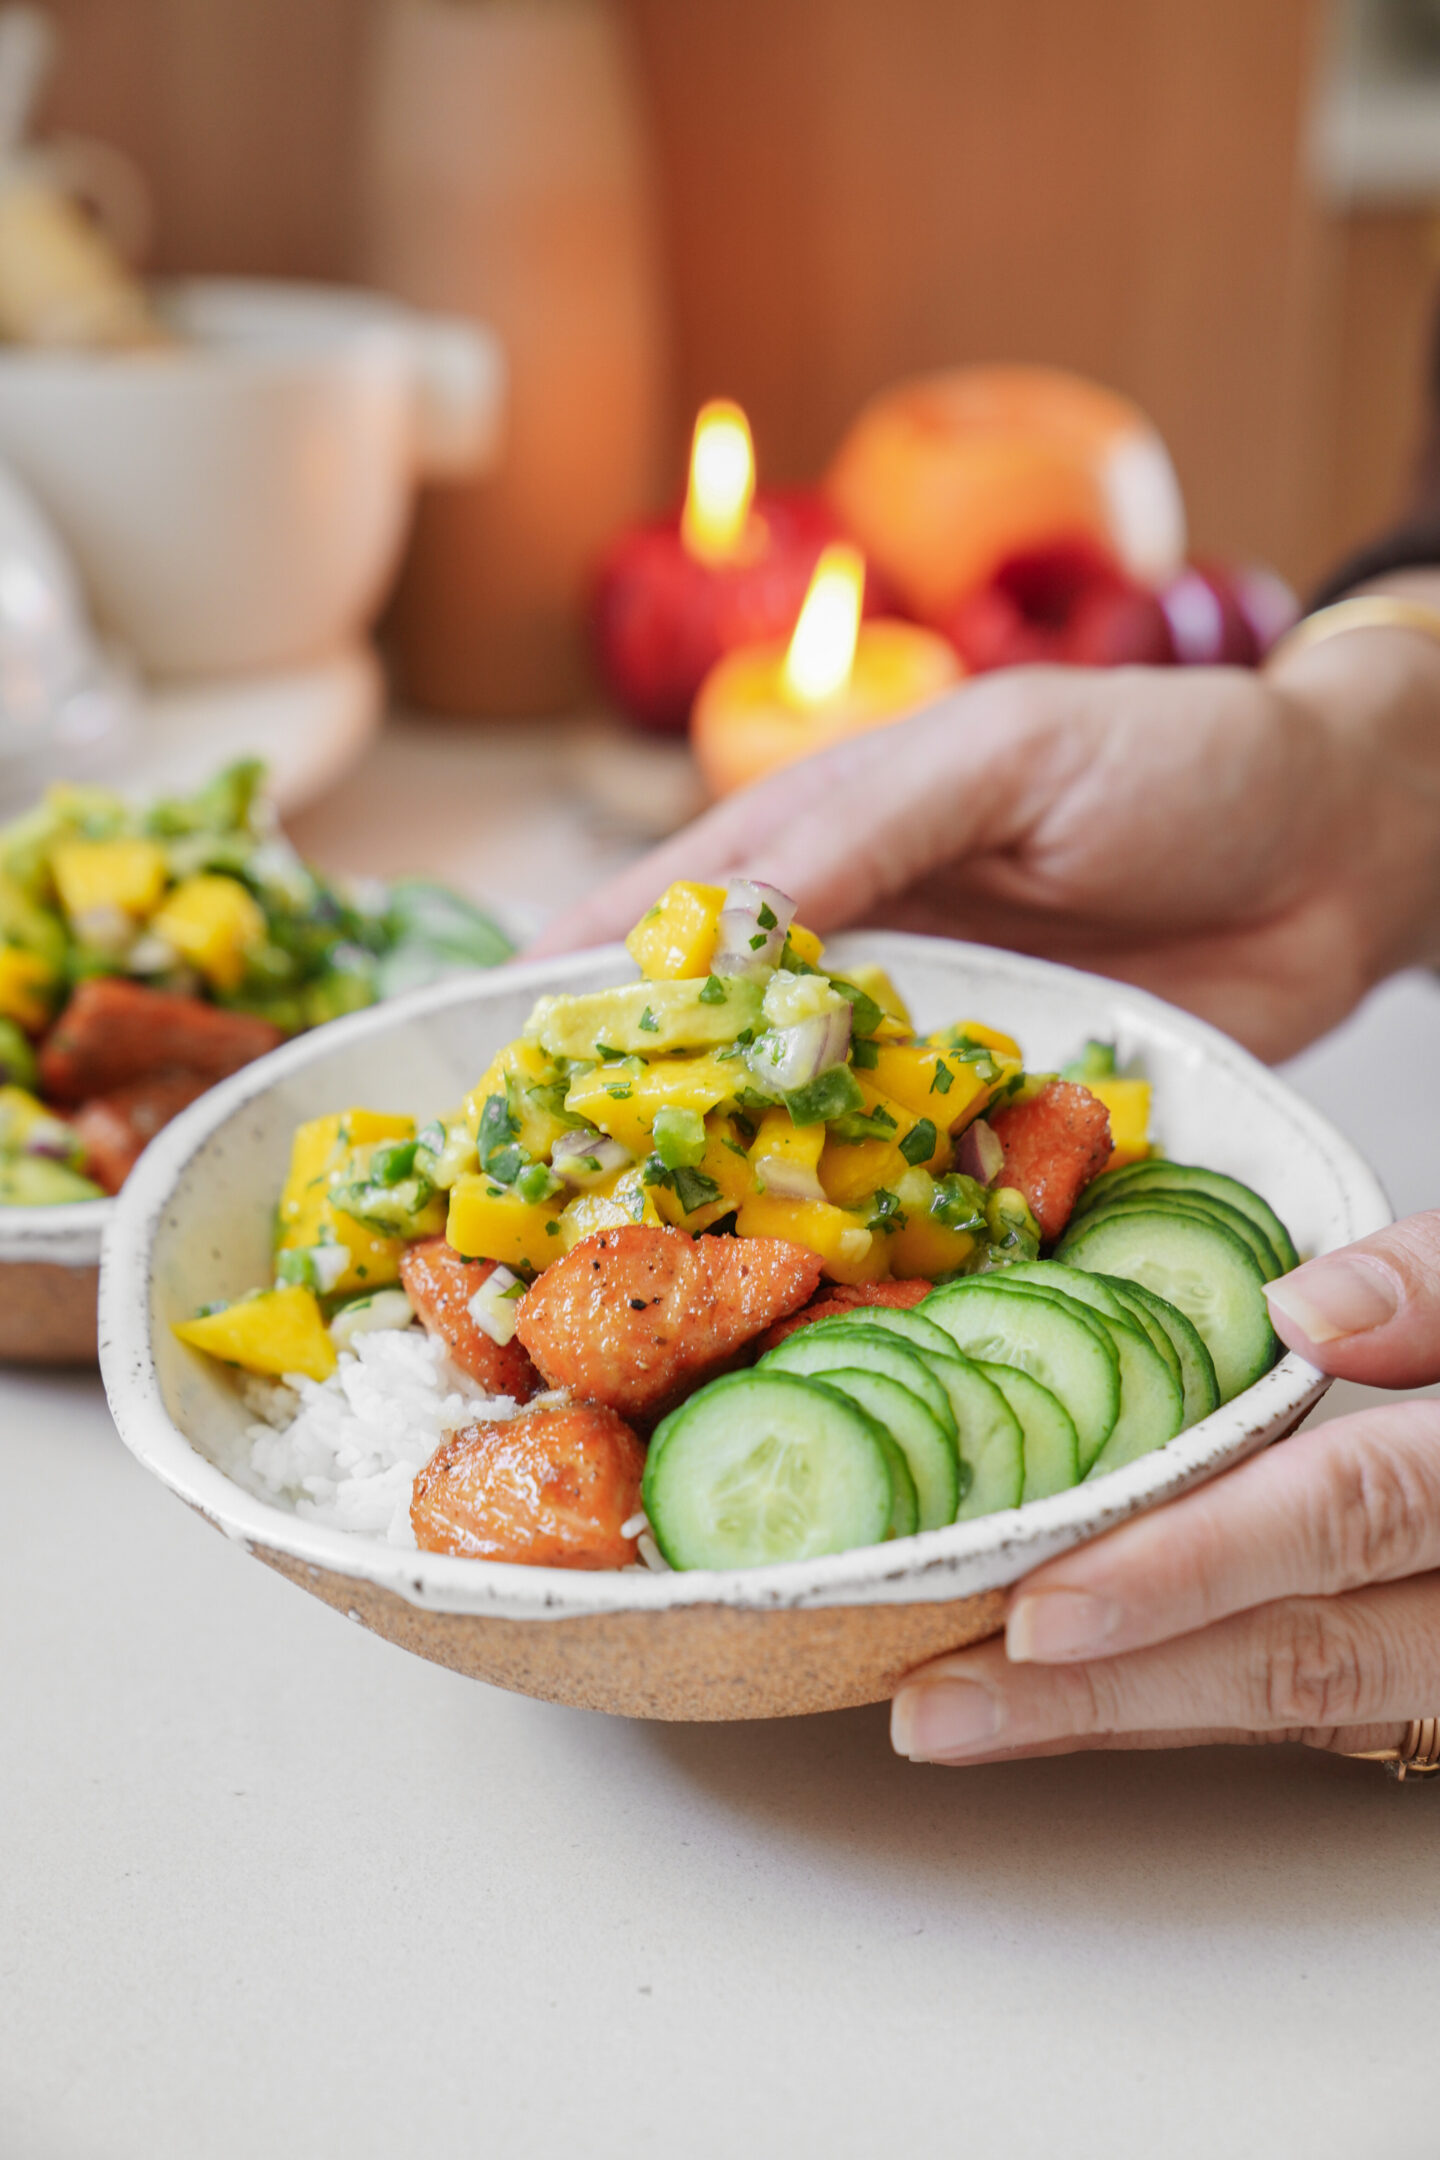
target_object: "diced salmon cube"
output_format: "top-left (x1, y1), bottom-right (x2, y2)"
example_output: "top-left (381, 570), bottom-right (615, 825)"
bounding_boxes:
top-left (73, 1071), bottom-right (212, 1193)
top-left (753, 1275), bottom-right (934, 1353)
top-left (514, 1224), bottom-right (822, 1422)
top-left (411, 1403), bottom-right (644, 1567)
top-left (39, 978), bottom-right (282, 1104)
top-left (988, 1080), bottom-right (1112, 1242)
top-left (400, 1237), bottom-right (542, 1400)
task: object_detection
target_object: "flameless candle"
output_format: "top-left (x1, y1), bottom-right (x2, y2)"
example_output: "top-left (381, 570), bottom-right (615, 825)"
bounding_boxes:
top-left (591, 400), bottom-right (864, 733)
top-left (690, 544), bottom-right (961, 796)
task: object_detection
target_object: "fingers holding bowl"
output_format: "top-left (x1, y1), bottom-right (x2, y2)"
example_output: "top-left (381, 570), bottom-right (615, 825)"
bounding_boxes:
top-left (891, 1571), bottom-right (1440, 1766)
top-left (1265, 1210), bottom-right (1440, 1389)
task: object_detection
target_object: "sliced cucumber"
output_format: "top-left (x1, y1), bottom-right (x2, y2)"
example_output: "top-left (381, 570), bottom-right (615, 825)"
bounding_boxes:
top-left (1100, 1274), bottom-right (1220, 1427)
top-left (810, 1304), bottom-right (959, 1362)
top-left (1075, 1161), bottom-right (1299, 1273)
top-left (1077, 1188), bottom-right (1283, 1281)
top-left (643, 1371), bottom-right (893, 1569)
top-left (928, 1349), bottom-right (1024, 1520)
top-left (803, 1368), bottom-right (945, 1534)
top-left (975, 1360), bottom-right (1079, 1500)
top-left (764, 1323), bottom-right (956, 1441)
top-left (922, 1280), bottom-right (1120, 1473)
top-left (1091, 1276), bottom-right (1184, 1392)
top-left (981, 1263), bottom-right (1185, 1469)
top-left (1056, 1207), bottom-right (1277, 1404)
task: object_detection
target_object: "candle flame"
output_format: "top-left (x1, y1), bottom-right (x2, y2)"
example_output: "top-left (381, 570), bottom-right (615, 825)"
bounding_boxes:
top-left (782, 544), bottom-right (865, 706)
top-left (681, 400), bottom-right (756, 562)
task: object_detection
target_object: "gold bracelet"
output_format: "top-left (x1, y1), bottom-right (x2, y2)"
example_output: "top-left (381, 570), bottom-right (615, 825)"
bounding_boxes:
top-left (1268, 593), bottom-right (1440, 669)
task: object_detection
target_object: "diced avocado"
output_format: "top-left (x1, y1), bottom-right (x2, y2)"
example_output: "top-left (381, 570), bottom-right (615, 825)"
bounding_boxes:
top-left (0, 872), bottom-right (67, 971)
top-left (0, 1155), bottom-right (104, 1206)
top-left (0, 1017), bottom-right (39, 1092)
top-left (526, 976), bottom-right (764, 1059)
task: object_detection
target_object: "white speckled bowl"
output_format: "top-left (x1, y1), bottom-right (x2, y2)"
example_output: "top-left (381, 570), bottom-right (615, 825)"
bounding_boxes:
top-left (98, 935), bottom-right (1390, 1720)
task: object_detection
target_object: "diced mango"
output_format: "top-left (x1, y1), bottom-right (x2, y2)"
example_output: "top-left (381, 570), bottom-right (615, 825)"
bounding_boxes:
top-left (558, 1166), bottom-right (666, 1250)
top-left (50, 838), bottom-right (168, 921)
top-left (785, 920), bottom-right (826, 969)
top-left (869, 1043), bottom-right (987, 1131)
top-left (150, 873), bottom-right (267, 991)
top-left (1087, 1077), bottom-right (1152, 1170)
top-left (735, 1190), bottom-right (886, 1285)
top-left (563, 1052), bottom-right (738, 1157)
top-left (886, 1212), bottom-right (979, 1280)
top-left (944, 1019), bottom-right (1022, 1059)
top-left (446, 1176), bottom-right (566, 1271)
top-left (276, 1110), bottom-right (414, 1295)
top-left (817, 1079), bottom-right (933, 1206)
top-left (174, 1285), bottom-right (337, 1381)
top-left (0, 944), bottom-right (55, 1031)
top-left (840, 961), bottom-right (909, 1027)
top-left (625, 880), bottom-right (727, 980)
top-left (464, 1038), bottom-right (574, 1162)
top-left (750, 1107), bottom-right (824, 1196)
top-left (651, 1114), bottom-right (755, 1230)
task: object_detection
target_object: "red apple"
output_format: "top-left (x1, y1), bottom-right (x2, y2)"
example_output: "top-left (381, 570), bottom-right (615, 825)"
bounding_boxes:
top-left (940, 539), bottom-right (1175, 673)
top-left (1159, 561), bottom-right (1299, 667)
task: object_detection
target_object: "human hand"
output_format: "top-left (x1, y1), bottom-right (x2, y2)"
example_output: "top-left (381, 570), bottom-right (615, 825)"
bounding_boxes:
top-left (889, 1212), bottom-right (1440, 1769)
top-left (533, 607), bottom-right (1440, 1063)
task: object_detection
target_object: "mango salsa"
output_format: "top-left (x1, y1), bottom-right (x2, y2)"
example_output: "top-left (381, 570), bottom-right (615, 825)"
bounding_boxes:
top-left (150, 873), bottom-right (267, 992)
top-left (736, 1190), bottom-right (885, 1284)
top-left (1086, 1076), bottom-right (1152, 1170)
top-left (650, 1113), bottom-right (755, 1230)
top-left (0, 945), bottom-right (55, 1031)
top-left (276, 1110), bottom-right (415, 1295)
top-left (558, 1166), bottom-right (665, 1250)
top-left (174, 1285), bottom-right (337, 1381)
top-left (625, 880), bottom-right (726, 980)
top-left (563, 1052), bottom-right (738, 1158)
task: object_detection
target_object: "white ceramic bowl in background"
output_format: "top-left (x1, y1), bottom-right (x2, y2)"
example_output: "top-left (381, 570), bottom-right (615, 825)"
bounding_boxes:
top-left (0, 277), bottom-right (505, 679)
top-left (99, 933), bottom-right (1391, 1720)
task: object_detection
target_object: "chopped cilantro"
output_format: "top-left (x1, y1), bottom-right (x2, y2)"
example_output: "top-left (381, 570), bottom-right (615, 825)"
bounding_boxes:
top-left (638, 1006), bottom-right (659, 1033)
top-left (698, 975), bottom-right (728, 1006)
top-left (756, 901), bottom-right (778, 931)
top-left (899, 1117), bottom-right (938, 1166)
top-left (606, 1082), bottom-right (633, 1100)
top-left (545, 1219), bottom-right (560, 1236)
top-left (929, 1058), bottom-right (954, 1095)
top-left (866, 1189), bottom-right (907, 1235)
top-left (594, 1042), bottom-right (628, 1062)
top-left (748, 932), bottom-right (767, 951)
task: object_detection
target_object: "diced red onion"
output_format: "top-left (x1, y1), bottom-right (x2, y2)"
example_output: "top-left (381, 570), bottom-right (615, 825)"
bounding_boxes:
top-left (957, 1117), bottom-right (1005, 1185)
top-left (756, 1152), bottom-right (827, 1203)
top-left (24, 1120), bottom-right (77, 1162)
top-left (746, 1005), bottom-right (851, 1093)
top-left (310, 1244), bottom-right (351, 1295)
top-left (712, 877), bottom-right (797, 978)
top-left (550, 1128), bottom-right (631, 1189)
top-left (468, 1264), bottom-right (523, 1346)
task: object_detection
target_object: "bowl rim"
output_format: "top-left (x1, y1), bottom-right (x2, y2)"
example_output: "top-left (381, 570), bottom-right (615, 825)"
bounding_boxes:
top-left (99, 932), bottom-right (1390, 1621)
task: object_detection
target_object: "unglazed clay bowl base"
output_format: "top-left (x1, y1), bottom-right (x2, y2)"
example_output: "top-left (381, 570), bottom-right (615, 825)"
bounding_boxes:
top-left (100, 935), bottom-right (1390, 1722)
top-left (0, 1197), bottom-right (108, 1365)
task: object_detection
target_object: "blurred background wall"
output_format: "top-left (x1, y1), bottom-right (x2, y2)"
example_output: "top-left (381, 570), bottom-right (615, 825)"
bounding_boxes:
top-left (37, 0), bottom-right (1440, 595)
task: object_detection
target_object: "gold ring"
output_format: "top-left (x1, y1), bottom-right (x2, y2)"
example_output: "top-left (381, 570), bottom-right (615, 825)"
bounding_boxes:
top-left (1267, 594), bottom-right (1440, 669)
top-left (1341, 1718), bottom-right (1440, 1781)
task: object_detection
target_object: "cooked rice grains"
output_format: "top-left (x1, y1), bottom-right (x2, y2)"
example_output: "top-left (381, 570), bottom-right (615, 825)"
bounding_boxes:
top-left (239, 1326), bottom-right (666, 1565)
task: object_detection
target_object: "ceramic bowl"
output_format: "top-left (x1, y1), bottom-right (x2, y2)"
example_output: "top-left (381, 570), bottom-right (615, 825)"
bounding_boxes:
top-left (99, 934), bottom-right (1390, 1721)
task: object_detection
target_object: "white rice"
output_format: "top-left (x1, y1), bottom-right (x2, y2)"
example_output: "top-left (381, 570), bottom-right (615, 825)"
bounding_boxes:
top-left (241, 1327), bottom-right (522, 1548)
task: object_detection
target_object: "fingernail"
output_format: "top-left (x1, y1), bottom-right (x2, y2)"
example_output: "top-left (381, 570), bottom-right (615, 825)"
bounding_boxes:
top-left (1007, 1588), bottom-right (1121, 1662)
top-left (891, 1678), bottom-right (1002, 1761)
top-left (1265, 1255), bottom-right (1400, 1344)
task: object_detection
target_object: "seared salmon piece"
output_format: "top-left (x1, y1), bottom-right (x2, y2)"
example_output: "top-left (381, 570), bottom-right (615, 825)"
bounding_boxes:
top-left (515, 1224), bottom-right (822, 1421)
top-left (411, 1402), bottom-right (645, 1567)
top-left (400, 1237), bottom-right (542, 1400)
top-left (988, 1079), bottom-right (1112, 1243)
top-left (753, 1276), bottom-right (935, 1354)
top-left (39, 978), bottom-right (282, 1105)
top-left (73, 1071), bottom-right (212, 1193)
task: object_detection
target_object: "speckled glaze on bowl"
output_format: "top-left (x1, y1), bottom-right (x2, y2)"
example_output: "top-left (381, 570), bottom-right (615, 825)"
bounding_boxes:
top-left (99, 935), bottom-right (1390, 1720)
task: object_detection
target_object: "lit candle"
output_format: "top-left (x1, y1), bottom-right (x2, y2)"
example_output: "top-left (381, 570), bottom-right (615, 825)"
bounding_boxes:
top-left (690, 544), bottom-right (961, 796)
top-left (591, 400), bottom-right (862, 733)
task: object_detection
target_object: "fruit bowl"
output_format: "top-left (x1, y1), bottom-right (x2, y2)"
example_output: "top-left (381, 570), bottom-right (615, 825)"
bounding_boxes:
top-left (98, 934), bottom-right (1389, 1721)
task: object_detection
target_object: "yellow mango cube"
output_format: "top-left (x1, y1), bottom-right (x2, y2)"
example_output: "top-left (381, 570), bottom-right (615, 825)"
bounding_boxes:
top-left (839, 961), bottom-right (909, 1027)
top-left (785, 920), bottom-right (826, 969)
top-left (174, 1285), bottom-right (337, 1381)
top-left (446, 1176), bottom-right (566, 1271)
top-left (51, 838), bottom-right (168, 922)
top-left (869, 1044), bottom-right (988, 1132)
top-left (625, 880), bottom-right (727, 980)
top-left (749, 1107), bottom-right (824, 1196)
top-left (0, 944), bottom-right (55, 1031)
top-left (886, 1212), bottom-right (979, 1281)
top-left (736, 1190), bottom-right (886, 1284)
top-left (276, 1110), bottom-right (414, 1295)
top-left (817, 1080), bottom-right (931, 1206)
top-left (151, 873), bottom-right (267, 991)
top-left (464, 1038), bottom-right (574, 1162)
top-left (562, 1052), bottom-right (737, 1157)
top-left (558, 1167), bottom-right (666, 1250)
top-left (651, 1114), bottom-right (755, 1230)
top-left (1086, 1077), bottom-right (1152, 1170)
